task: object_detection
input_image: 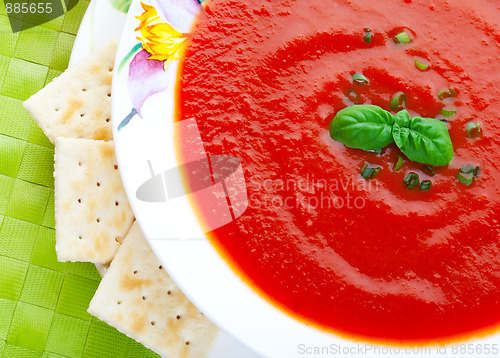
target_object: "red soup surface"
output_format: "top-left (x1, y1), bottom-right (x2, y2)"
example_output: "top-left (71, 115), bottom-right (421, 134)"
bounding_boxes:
top-left (177, 0), bottom-right (500, 343)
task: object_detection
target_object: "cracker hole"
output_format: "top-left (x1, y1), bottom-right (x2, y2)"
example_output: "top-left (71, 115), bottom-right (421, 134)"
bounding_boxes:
top-left (134, 270), bottom-right (138, 275)
top-left (159, 265), bottom-right (163, 270)
top-left (117, 301), bottom-right (122, 305)
top-left (176, 315), bottom-right (181, 320)
top-left (108, 67), bottom-right (113, 72)
top-left (150, 321), bottom-right (155, 326)
top-left (114, 165), bottom-right (118, 170)
top-left (106, 118), bottom-right (110, 122)
top-left (97, 182), bottom-right (101, 187)
top-left (78, 162), bottom-right (82, 166)
top-left (82, 88), bottom-right (86, 92)
top-left (115, 201), bottom-right (119, 206)
top-left (185, 341), bottom-right (190, 346)
top-left (80, 113), bottom-right (85, 117)
top-left (115, 237), bottom-right (120, 243)
top-left (167, 290), bottom-right (172, 295)
top-left (142, 296), bottom-right (146, 301)
top-left (78, 236), bottom-right (82, 240)
top-left (107, 93), bottom-right (111, 97)
top-left (77, 199), bottom-right (81, 203)
top-left (96, 218), bottom-right (100, 223)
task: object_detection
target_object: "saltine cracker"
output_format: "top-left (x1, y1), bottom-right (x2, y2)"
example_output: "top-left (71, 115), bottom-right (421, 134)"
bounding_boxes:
top-left (23, 42), bottom-right (116, 143)
top-left (54, 137), bottom-right (134, 263)
top-left (89, 222), bottom-right (219, 358)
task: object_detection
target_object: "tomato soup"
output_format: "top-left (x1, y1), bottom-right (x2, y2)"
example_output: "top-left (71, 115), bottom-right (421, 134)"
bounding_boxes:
top-left (177, 0), bottom-right (500, 343)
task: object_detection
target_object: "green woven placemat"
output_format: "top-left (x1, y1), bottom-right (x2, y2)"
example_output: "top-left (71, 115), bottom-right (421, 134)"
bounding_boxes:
top-left (0, 1), bottom-right (159, 357)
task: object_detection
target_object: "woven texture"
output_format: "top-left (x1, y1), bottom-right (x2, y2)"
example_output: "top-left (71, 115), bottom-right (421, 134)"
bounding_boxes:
top-left (0, 1), bottom-right (159, 356)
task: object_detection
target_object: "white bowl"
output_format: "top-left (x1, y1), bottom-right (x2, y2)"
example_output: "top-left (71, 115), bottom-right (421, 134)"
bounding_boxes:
top-left (111, 1), bottom-right (499, 357)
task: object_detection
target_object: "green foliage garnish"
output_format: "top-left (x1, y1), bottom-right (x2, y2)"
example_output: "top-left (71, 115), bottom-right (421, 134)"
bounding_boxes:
top-left (364, 28), bottom-right (373, 43)
top-left (460, 164), bottom-right (480, 177)
top-left (390, 93), bottom-right (407, 111)
top-left (474, 166), bottom-right (481, 177)
top-left (330, 106), bottom-right (454, 166)
top-left (345, 90), bottom-right (359, 104)
top-left (414, 58), bottom-right (430, 71)
top-left (457, 164), bottom-right (480, 185)
top-left (422, 165), bottom-right (435, 176)
top-left (457, 172), bottom-right (474, 186)
top-left (360, 163), bottom-right (381, 180)
top-left (393, 31), bottom-right (412, 44)
top-left (392, 110), bottom-right (454, 166)
top-left (329, 105), bottom-right (395, 151)
top-left (404, 172), bottom-right (420, 189)
top-left (461, 164), bottom-right (474, 174)
top-left (420, 180), bottom-right (432, 191)
top-left (438, 88), bottom-right (456, 100)
top-left (441, 108), bottom-right (456, 117)
top-left (466, 121), bottom-right (481, 138)
top-left (352, 73), bottom-right (369, 85)
top-left (394, 156), bottom-right (404, 171)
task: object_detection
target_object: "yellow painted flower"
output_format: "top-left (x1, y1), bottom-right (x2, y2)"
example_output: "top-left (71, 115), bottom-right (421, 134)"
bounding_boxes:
top-left (135, 2), bottom-right (186, 69)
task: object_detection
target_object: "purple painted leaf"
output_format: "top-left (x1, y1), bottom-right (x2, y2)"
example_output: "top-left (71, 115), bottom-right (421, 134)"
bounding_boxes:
top-left (128, 49), bottom-right (174, 115)
top-left (125, 0), bottom-right (202, 121)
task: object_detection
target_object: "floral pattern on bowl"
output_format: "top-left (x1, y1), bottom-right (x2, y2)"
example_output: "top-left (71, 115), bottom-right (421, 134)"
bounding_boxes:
top-left (116, 0), bottom-right (203, 130)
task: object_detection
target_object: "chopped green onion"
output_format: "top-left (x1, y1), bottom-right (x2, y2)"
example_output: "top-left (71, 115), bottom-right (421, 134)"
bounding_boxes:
top-left (461, 164), bottom-right (481, 178)
top-left (403, 172), bottom-right (420, 189)
top-left (441, 108), bottom-right (456, 117)
top-left (422, 165), bottom-right (435, 176)
top-left (390, 93), bottom-right (407, 111)
top-left (364, 28), bottom-right (373, 43)
top-left (466, 121), bottom-right (481, 138)
top-left (457, 171), bottom-right (474, 186)
top-left (345, 90), bottom-right (359, 103)
top-left (394, 155), bottom-right (404, 171)
top-left (393, 31), bottom-right (412, 44)
top-left (414, 58), bottom-right (430, 71)
top-left (460, 164), bottom-right (474, 174)
top-left (360, 163), bottom-right (381, 180)
top-left (352, 73), bottom-right (369, 86)
top-left (438, 88), bottom-right (456, 100)
top-left (419, 180), bottom-right (432, 191)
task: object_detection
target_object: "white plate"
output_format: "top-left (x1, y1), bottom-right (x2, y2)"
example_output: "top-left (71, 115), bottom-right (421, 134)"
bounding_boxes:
top-left (69, 0), bottom-right (127, 65)
top-left (70, 0), bottom-right (260, 357)
top-left (110, 1), bottom-right (500, 357)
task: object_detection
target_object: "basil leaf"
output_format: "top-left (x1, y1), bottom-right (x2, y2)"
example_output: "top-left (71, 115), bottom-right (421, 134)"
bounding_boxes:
top-left (392, 110), bottom-right (411, 148)
top-left (393, 110), bottom-right (454, 166)
top-left (330, 105), bottom-right (395, 151)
